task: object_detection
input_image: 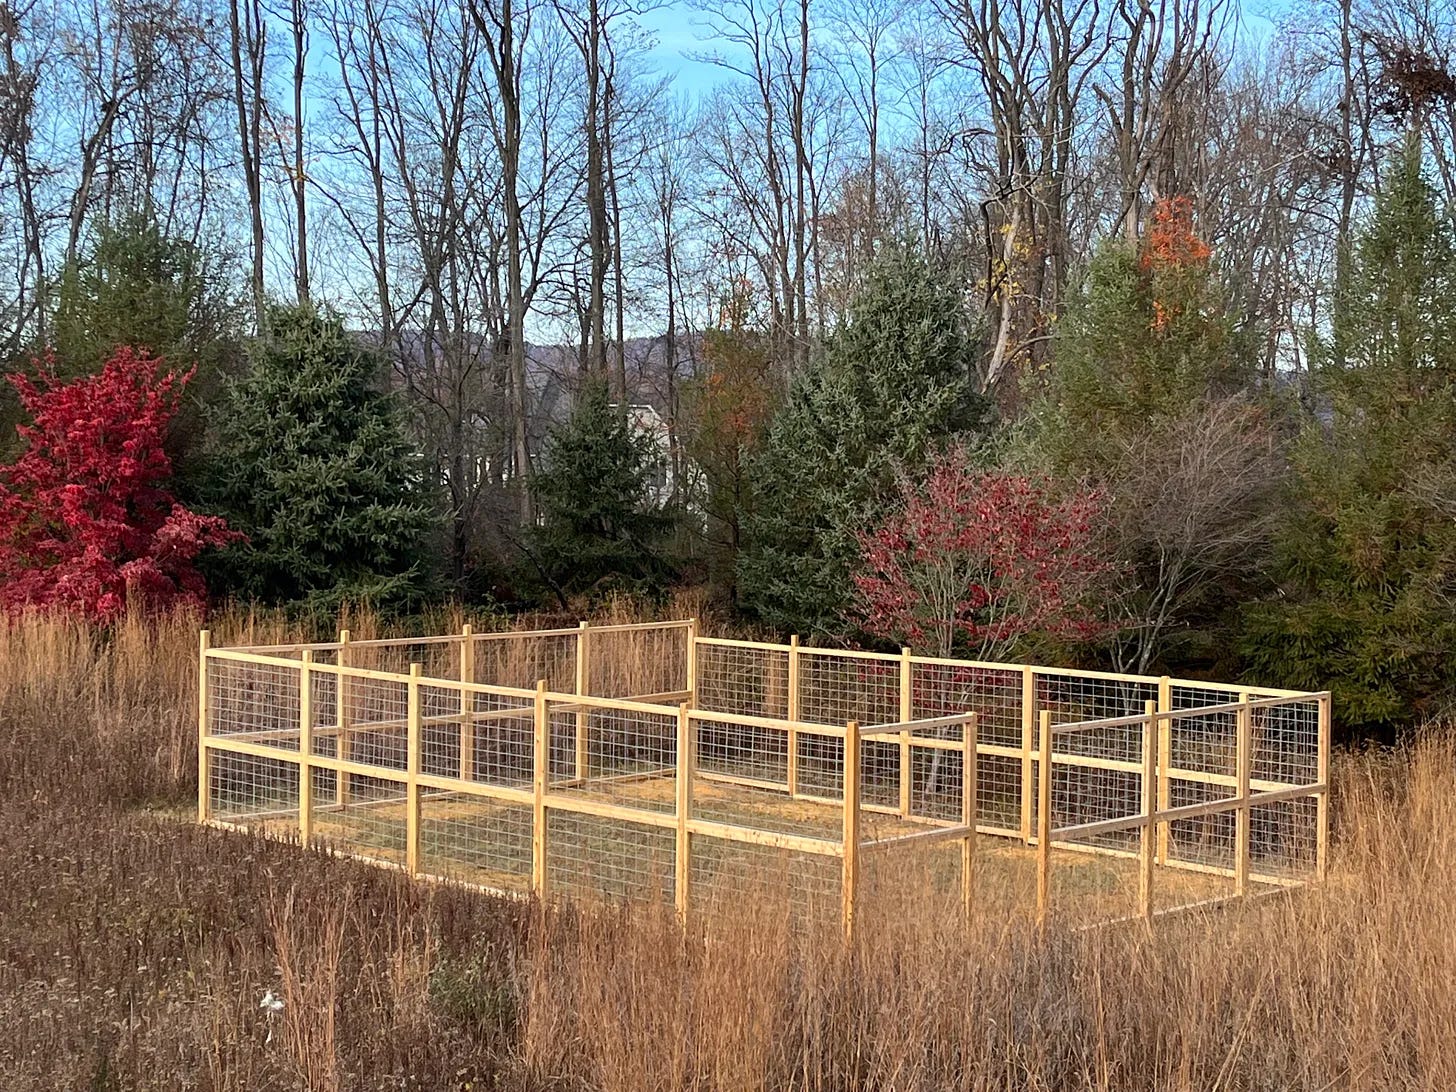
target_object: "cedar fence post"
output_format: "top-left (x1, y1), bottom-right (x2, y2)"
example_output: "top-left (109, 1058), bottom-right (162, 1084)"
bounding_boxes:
top-left (1036, 709), bottom-right (1053, 929)
top-left (1157, 676), bottom-right (1172, 863)
top-left (1021, 666), bottom-right (1035, 844)
top-left (675, 702), bottom-right (693, 923)
top-left (1317, 693), bottom-right (1331, 882)
top-left (787, 635), bottom-right (801, 796)
top-left (575, 622), bottom-right (591, 781)
top-left (299, 651), bottom-right (314, 846)
top-left (405, 663), bottom-right (422, 876)
top-left (533, 679), bottom-right (549, 898)
top-left (1235, 691), bottom-right (1252, 896)
top-left (197, 630), bottom-right (211, 822)
top-left (899, 647), bottom-right (913, 817)
top-left (336, 629), bottom-right (352, 805)
top-left (1139, 699), bottom-right (1156, 920)
top-left (842, 718), bottom-right (861, 943)
top-left (459, 624), bottom-right (475, 781)
top-left (962, 712), bottom-right (978, 927)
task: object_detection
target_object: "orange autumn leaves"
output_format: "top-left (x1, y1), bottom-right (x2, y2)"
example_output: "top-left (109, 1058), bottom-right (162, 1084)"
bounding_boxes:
top-left (1141, 195), bottom-right (1212, 333)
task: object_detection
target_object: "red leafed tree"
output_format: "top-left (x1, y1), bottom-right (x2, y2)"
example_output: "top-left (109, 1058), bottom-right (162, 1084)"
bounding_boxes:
top-left (853, 448), bottom-right (1113, 660)
top-left (0, 347), bottom-right (239, 621)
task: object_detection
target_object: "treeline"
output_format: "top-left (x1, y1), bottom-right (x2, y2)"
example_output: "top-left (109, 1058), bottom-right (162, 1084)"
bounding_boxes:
top-left (2, 0), bottom-right (1456, 734)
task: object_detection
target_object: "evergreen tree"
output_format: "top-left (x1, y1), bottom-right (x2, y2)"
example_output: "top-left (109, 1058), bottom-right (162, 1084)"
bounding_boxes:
top-left (1048, 196), bottom-right (1250, 475)
top-left (205, 305), bottom-right (437, 613)
top-left (528, 382), bottom-right (674, 604)
top-left (1242, 136), bottom-right (1456, 729)
top-left (737, 245), bottom-right (987, 636)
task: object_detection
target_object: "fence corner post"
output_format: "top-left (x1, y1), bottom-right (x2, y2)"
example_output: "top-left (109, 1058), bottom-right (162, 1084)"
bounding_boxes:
top-left (675, 702), bottom-right (693, 925)
top-left (1036, 709), bottom-right (1053, 931)
top-left (405, 662), bottom-right (422, 877)
top-left (962, 712), bottom-right (978, 928)
top-left (1139, 699), bottom-right (1157, 921)
top-left (197, 629), bottom-right (211, 823)
top-left (842, 718), bottom-right (861, 944)
top-left (533, 678), bottom-right (549, 900)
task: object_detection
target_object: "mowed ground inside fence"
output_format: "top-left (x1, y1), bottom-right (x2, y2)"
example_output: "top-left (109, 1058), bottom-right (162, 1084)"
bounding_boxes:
top-left (199, 621), bottom-right (1329, 934)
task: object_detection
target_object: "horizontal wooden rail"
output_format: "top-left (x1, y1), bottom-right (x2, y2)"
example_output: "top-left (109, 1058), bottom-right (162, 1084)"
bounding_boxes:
top-left (1051, 780), bottom-right (1326, 843)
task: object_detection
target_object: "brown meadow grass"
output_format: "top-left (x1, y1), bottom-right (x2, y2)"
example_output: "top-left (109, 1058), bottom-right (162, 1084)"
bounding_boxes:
top-left (0, 607), bottom-right (1449, 1090)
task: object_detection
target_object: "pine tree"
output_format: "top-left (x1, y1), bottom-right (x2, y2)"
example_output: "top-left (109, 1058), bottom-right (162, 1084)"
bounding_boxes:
top-left (1242, 136), bottom-right (1456, 729)
top-left (205, 305), bottom-right (437, 613)
top-left (528, 382), bottom-right (674, 604)
top-left (737, 245), bottom-right (988, 636)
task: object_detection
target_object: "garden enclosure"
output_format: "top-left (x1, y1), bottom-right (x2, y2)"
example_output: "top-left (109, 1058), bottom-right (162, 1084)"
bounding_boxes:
top-left (199, 620), bottom-right (1330, 934)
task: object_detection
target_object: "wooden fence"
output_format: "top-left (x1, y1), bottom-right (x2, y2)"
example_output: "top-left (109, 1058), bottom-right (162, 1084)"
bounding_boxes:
top-left (199, 621), bottom-right (1330, 934)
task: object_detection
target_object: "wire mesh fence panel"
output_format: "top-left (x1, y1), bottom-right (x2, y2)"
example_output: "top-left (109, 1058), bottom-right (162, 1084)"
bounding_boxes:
top-left (554, 701), bottom-right (678, 812)
top-left (694, 642), bottom-right (790, 719)
top-left (1049, 722), bottom-right (1145, 855)
top-left (857, 838), bottom-right (969, 937)
top-left (1252, 698), bottom-right (1321, 788)
top-left (209, 750), bottom-right (300, 822)
top-left (693, 714), bottom-right (791, 788)
top-left (909, 662), bottom-right (1023, 747)
top-left (419, 794), bottom-right (534, 893)
top-left (545, 809), bottom-right (676, 904)
top-left (798, 650), bottom-right (900, 727)
top-left (1250, 795), bottom-right (1319, 880)
top-left (908, 741), bottom-right (967, 824)
top-left (588, 625), bottom-right (690, 698)
top-left (463, 705), bottom-right (536, 787)
top-left (347, 637), bottom-right (460, 680)
top-left (796, 733), bottom-right (847, 801)
top-left (338, 673), bottom-right (411, 773)
top-left (688, 835), bottom-right (840, 931)
top-left (859, 735), bottom-right (903, 813)
top-left (207, 657), bottom-right (301, 746)
top-left (1165, 705), bottom-right (1239, 870)
top-left (1037, 672), bottom-right (1159, 726)
top-left (309, 771), bottom-right (409, 867)
top-left (472, 632), bottom-right (578, 691)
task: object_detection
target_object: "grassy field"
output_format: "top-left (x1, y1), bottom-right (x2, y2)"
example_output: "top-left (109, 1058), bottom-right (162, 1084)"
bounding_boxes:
top-left (0, 608), bottom-right (1450, 1091)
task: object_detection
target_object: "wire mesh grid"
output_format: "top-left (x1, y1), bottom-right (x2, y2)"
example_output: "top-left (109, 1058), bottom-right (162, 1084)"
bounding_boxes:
top-left (909, 661), bottom-right (1023, 747)
top-left (798, 650), bottom-right (900, 726)
top-left (1038, 671), bottom-right (1159, 727)
top-left (694, 642), bottom-right (791, 719)
top-left (207, 657), bottom-right (301, 747)
top-left (1252, 698), bottom-right (1321, 788)
top-left (552, 700), bottom-right (678, 812)
top-left (1048, 719), bottom-right (1146, 854)
top-left (209, 750), bottom-right (300, 822)
top-left (346, 637), bottom-right (460, 680)
top-left (588, 625), bottom-right (690, 698)
top-left (688, 835), bottom-right (840, 929)
top-left (419, 795), bottom-right (534, 893)
top-left (472, 632), bottom-right (577, 692)
top-left (309, 771), bottom-right (409, 868)
top-left (545, 809), bottom-right (676, 904)
top-left (1249, 795), bottom-right (1319, 880)
top-left (693, 713), bottom-right (791, 788)
top-left (336, 672), bottom-right (410, 773)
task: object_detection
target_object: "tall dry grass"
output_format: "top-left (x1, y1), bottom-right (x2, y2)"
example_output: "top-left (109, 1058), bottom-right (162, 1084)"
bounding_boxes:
top-left (0, 606), bottom-right (1451, 1090)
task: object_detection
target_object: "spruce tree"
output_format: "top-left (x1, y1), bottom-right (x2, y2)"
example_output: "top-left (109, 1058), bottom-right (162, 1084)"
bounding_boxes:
top-left (205, 305), bottom-right (437, 612)
top-left (1242, 136), bottom-right (1456, 729)
top-left (737, 246), bottom-right (987, 636)
top-left (528, 381), bottom-right (674, 604)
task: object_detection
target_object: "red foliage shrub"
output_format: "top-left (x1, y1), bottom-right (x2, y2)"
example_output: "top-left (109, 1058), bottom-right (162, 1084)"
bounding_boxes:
top-left (1140, 195), bottom-right (1213, 333)
top-left (852, 448), bottom-right (1112, 659)
top-left (0, 347), bottom-right (239, 620)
